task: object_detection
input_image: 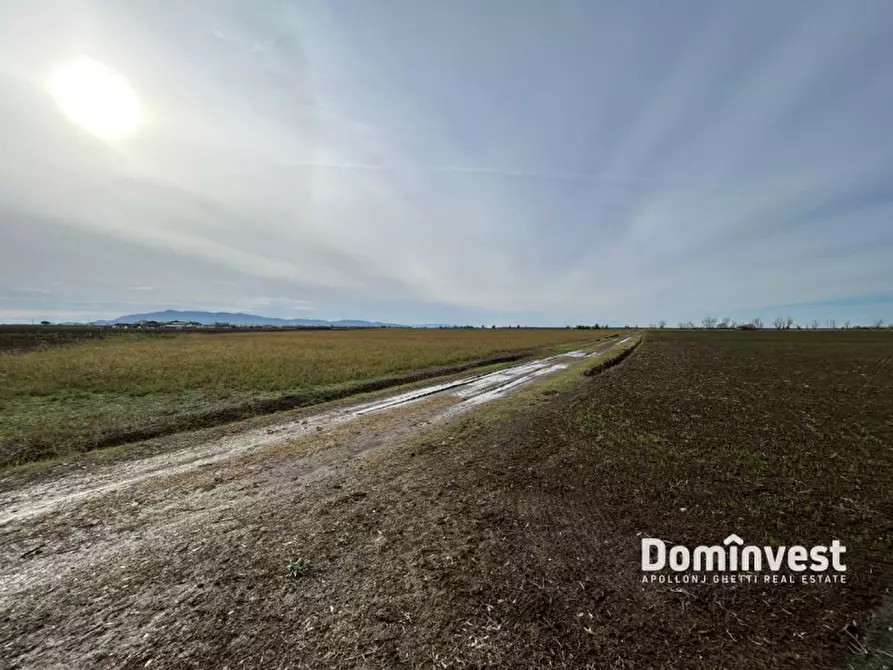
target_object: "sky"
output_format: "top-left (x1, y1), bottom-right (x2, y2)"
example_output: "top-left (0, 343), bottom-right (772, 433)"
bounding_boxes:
top-left (1, 0), bottom-right (892, 326)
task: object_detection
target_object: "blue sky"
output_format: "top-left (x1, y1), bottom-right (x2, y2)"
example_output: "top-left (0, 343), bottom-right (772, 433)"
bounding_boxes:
top-left (1, 0), bottom-right (891, 326)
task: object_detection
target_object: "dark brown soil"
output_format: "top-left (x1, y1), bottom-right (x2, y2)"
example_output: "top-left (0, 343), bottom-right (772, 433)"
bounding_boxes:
top-left (1, 331), bottom-right (891, 668)
top-left (0, 326), bottom-right (119, 353)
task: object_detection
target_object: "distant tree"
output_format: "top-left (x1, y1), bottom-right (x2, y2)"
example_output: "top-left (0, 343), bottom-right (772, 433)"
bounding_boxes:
top-left (718, 317), bottom-right (730, 329)
top-left (810, 320), bottom-right (819, 330)
top-left (702, 316), bottom-right (718, 329)
top-left (39, 320), bottom-right (51, 326)
top-left (785, 317), bottom-right (794, 330)
top-left (658, 320), bottom-right (666, 329)
top-left (875, 319), bottom-right (885, 329)
top-left (843, 320), bottom-right (851, 329)
top-left (752, 317), bottom-right (763, 329)
top-left (773, 317), bottom-right (785, 329)
top-left (827, 319), bottom-right (837, 329)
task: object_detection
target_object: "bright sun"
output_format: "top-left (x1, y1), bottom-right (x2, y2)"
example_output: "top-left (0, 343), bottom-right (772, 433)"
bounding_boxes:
top-left (49, 56), bottom-right (141, 139)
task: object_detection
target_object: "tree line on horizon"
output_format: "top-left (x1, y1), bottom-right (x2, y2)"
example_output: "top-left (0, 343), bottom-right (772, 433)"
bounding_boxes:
top-left (652, 317), bottom-right (889, 330)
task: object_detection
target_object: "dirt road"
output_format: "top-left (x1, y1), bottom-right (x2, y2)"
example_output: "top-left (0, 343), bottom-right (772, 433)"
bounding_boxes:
top-left (0, 336), bottom-right (621, 668)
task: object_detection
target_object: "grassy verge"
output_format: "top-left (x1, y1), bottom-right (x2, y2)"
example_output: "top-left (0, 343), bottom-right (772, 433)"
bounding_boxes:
top-left (0, 352), bottom-right (561, 484)
top-left (0, 329), bottom-right (616, 467)
top-left (467, 332), bottom-right (644, 421)
top-left (582, 333), bottom-right (640, 375)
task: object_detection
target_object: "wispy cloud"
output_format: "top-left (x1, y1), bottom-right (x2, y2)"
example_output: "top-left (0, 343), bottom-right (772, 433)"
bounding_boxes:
top-left (12, 288), bottom-right (54, 295)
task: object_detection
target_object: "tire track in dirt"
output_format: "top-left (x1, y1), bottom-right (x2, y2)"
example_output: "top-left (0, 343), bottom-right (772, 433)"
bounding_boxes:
top-left (0, 337), bottom-right (621, 528)
top-left (0, 335), bottom-right (628, 667)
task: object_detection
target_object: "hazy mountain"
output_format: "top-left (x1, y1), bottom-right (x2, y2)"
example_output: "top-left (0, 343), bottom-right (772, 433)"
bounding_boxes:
top-left (97, 310), bottom-right (405, 327)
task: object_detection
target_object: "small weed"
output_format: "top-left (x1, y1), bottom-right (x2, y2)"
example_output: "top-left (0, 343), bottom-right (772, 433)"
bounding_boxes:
top-left (287, 557), bottom-right (314, 579)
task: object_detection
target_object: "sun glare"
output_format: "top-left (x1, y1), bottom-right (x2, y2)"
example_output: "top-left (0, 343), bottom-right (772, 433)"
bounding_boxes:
top-left (49, 56), bottom-right (141, 140)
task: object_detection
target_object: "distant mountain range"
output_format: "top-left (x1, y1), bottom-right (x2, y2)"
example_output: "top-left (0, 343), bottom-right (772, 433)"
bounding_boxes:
top-left (92, 310), bottom-right (407, 328)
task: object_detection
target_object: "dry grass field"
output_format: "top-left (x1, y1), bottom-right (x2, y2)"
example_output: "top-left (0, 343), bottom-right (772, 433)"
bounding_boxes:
top-left (0, 327), bottom-right (612, 467)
